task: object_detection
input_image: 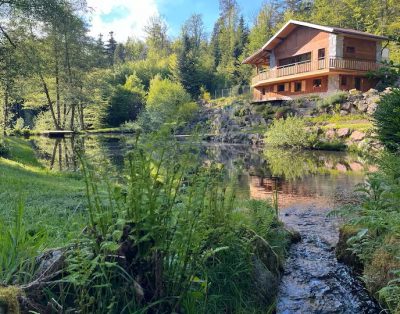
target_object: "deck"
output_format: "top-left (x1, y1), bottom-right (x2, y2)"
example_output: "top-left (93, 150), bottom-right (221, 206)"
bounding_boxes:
top-left (252, 57), bottom-right (381, 87)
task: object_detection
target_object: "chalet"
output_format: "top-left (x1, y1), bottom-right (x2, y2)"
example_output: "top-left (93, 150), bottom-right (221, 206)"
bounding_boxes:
top-left (243, 20), bottom-right (389, 102)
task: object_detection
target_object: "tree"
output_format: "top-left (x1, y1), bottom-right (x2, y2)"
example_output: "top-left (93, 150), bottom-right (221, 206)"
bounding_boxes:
top-left (105, 31), bottom-right (117, 66)
top-left (373, 88), bottom-right (400, 152)
top-left (114, 43), bottom-right (126, 64)
top-left (144, 15), bottom-right (169, 57)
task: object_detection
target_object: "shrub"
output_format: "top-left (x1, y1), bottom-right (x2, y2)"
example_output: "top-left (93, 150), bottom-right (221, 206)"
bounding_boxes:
top-left (373, 88), bottom-right (400, 151)
top-left (367, 61), bottom-right (400, 91)
top-left (264, 116), bottom-right (317, 148)
top-left (142, 76), bottom-right (193, 131)
top-left (274, 106), bottom-right (295, 119)
top-left (317, 91), bottom-right (348, 111)
top-left (0, 138), bottom-right (9, 157)
top-left (105, 85), bottom-right (145, 127)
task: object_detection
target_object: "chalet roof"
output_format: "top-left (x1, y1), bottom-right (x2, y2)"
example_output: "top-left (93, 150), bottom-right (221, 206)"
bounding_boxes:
top-left (242, 20), bottom-right (389, 65)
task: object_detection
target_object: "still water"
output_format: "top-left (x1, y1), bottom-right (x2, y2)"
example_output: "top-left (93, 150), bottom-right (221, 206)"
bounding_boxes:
top-left (29, 134), bottom-right (382, 313)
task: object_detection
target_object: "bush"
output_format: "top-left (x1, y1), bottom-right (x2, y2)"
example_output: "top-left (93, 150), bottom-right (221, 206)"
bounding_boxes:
top-left (265, 116), bottom-right (317, 148)
top-left (105, 85), bottom-right (145, 127)
top-left (373, 88), bottom-right (400, 151)
top-left (317, 91), bottom-right (348, 111)
top-left (142, 76), bottom-right (193, 131)
top-left (0, 138), bottom-right (9, 157)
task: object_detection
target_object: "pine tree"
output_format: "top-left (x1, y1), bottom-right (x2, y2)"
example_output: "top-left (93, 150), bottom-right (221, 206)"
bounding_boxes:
top-left (114, 43), bottom-right (126, 64)
top-left (105, 31), bottom-right (117, 66)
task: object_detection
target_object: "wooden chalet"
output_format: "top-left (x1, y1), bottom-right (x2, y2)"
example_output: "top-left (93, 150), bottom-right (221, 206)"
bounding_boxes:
top-left (243, 20), bottom-right (389, 102)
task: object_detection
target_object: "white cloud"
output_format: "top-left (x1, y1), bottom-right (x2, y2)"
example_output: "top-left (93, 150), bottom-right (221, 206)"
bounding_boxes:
top-left (86, 0), bottom-right (159, 42)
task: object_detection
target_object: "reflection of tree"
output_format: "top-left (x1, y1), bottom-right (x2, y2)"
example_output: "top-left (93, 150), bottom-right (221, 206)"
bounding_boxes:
top-left (263, 148), bottom-right (321, 180)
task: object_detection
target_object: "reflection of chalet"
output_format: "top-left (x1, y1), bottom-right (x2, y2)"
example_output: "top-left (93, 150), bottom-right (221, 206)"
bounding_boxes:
top-left (243, 20), bottom-right (389, 102)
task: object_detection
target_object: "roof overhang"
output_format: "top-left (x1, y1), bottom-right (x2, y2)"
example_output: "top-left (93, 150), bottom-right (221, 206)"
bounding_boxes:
top-left (242, 20), bottom-right (389, 65)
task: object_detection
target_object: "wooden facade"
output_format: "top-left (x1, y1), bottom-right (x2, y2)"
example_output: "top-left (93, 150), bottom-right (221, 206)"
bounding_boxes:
top-left (243, 20), bottom-right (389, 102)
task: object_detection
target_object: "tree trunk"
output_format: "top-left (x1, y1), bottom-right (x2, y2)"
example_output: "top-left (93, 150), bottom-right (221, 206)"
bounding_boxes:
top-left (3, 87), bottom-right (8, 136)
top-left (54, 37), bottom-right (61, 126)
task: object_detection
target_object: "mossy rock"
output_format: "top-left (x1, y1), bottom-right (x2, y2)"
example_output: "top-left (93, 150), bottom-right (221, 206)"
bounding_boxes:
top-left (0, 286), bottom-right (21, 314)
top-left (336, 225), bottom-right (364, 273)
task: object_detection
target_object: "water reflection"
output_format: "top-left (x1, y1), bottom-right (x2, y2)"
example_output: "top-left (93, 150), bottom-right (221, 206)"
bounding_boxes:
top-left (29, 136), bottom-right (372, 208)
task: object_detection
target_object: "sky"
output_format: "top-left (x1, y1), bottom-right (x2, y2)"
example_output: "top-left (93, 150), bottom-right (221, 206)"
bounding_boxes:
top-left (86, 0), bottom-right (266, 42)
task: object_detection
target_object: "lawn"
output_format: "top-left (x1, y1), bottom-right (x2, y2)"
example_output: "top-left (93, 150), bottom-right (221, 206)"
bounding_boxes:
top-left (0, 137), bottom-right (87, 248)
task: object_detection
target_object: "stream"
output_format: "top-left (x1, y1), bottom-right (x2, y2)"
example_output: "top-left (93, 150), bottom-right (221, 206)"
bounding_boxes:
top-left (29, 135), bottom-right (383, 313)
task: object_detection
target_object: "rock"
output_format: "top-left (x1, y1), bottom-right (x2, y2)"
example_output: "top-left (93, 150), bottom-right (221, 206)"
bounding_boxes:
top-left (349, 88), bottom-right (361, 95)
top-left (340, 110), bottom-right (349, 116)
top-left (337, 128), bottom-right (350, 138)
top-left (356, 100), bottom-right (368, 112)
top-left (350, 131), bottom-right (366, 141)
top-left (341, 102), bottom-right (352, 111)
top-left (367, 102), bottom-right (378, 115)
top-left (349, 162), bottom-right (364, 172)
top-left (383, 86), bottom-right (392, 94)
top-left (252, 256), bottom-right (280, 305)
top-left (336, 163), bottom-right (348, 172)
top-left (325, 129), bottom-right (336, 139)
top-left (364, 88), bottom-right (378, 96)
top-left (336, 226), bottom-right (364, 274)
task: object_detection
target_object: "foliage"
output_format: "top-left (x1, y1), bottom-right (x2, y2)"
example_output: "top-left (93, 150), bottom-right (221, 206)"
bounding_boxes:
top-left (142, 76), bottom-right (196, 131)
top-left (0, 202), bottom-right (47, 285)
top-left (0, 137), bottom-right (9, 156)
top-left (104, 85), bottom-right (145, 127)
top-left (30, 133), bottom-right (289, 313)
top-left (265, 115), bottom-right (317, 148)
top-left (317, 91), bottom-right (348, 111)
top-left (336, 152), bottom-right (400, 312)
top-left (373, 88), bottom-right (400, 151)
top-left (367, 61), bottom-right (400, 91)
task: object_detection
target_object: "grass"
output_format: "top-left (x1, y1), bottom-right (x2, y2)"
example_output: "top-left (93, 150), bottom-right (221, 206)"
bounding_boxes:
top-left (308, 114), bottom-right (373, 132)
top-left (0, 137), bottom-right (87, 248)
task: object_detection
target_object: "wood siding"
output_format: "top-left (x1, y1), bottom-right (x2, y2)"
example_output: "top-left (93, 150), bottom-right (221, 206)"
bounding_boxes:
top-left (343, 37), bottom-right (376, 61)
top-left (339, 75), bottom-right (377, 92)
top-left (253, 76), bottom-right (328, 101)
top-left (274, 26), bottom-right (329, 64)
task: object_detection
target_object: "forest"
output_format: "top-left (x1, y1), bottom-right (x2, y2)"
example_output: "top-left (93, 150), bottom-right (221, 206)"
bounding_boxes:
top-left (0, 0), bottom-right (399, 133)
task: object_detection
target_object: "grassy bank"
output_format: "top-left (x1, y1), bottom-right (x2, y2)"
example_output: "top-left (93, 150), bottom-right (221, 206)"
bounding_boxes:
top-left (335, 152), bottom-right (400, 313)
top-left (0, 137), bottom-right (87, 248)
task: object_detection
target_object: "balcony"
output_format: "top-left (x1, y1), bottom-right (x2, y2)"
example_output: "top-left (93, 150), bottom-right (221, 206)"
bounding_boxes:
top-left (252, 57), bottom-right (382, 86)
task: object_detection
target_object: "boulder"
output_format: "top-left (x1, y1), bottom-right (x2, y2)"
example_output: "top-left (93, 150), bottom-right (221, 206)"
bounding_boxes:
top-left (349, 88), bottom-right (361, 95)
top-left (349, 162), bottom-right (364, 172)
top-left (356, 100), bottom-right (368, 112)
top-left (336, 163), bottom-right (348, 172)
top-left (341, 102), bottom-right (352, 111)
top-left (337, 128), bottom-right (350, 138)
top-left (340, 110), bottom-right (349, 116)
top-left (367, 102), bottom-right (378, 115)
top-left (325, 129), bottom-right (336, 139)
top-left (350, 131), bottom-right (366, 141)
top-left (364, 88), bottom-right (378, 96)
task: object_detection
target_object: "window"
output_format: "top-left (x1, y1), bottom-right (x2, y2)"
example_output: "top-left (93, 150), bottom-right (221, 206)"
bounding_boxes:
top-left (346, 46), bottom-right (355, 53)
top-left (341, 76), bottom-right (347, 86)
top-left (318, 48), bottom-right (325, 59)
top-left (262, 88), bottom-right (266, 95)
top-left (313, 79), bottom-right (322, 88)
top-left (294, 82), bottom-right (302, 92)
top-left (278, 84), bottom-right (285, 92)
top-left (279, 52), bottom-right (311, 67)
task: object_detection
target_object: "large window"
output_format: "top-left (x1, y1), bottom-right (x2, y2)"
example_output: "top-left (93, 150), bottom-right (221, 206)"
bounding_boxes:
top-left (279, 52), bottom-right (311, 67)
top-left (318, 48), bottom-right (325, 59)
top-left (294, 82), bottom-right (302, 92)
top-left (278, 84), bottom-right (285, 92)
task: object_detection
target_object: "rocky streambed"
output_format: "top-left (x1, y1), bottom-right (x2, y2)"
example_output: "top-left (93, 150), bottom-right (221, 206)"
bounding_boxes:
top-left (276, 202), bottom-right (383, 314)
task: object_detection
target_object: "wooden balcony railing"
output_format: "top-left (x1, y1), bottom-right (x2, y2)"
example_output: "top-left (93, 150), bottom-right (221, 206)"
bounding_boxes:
top-left (252, 57), bottom-right (381, 85)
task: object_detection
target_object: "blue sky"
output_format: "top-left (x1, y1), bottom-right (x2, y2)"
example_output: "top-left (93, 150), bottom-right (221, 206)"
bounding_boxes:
top-left (87, 0), bottom-right (266, 42)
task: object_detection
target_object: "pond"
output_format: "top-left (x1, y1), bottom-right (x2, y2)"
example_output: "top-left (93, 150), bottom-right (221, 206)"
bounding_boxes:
top-left (28, 134), bottom-right (382, 313)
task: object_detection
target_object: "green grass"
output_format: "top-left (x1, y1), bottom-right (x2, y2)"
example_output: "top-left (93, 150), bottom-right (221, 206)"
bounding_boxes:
top-left (307, 114), bottom-right (373, 132)
top-left (0, 137), bottom-right (87, 248)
